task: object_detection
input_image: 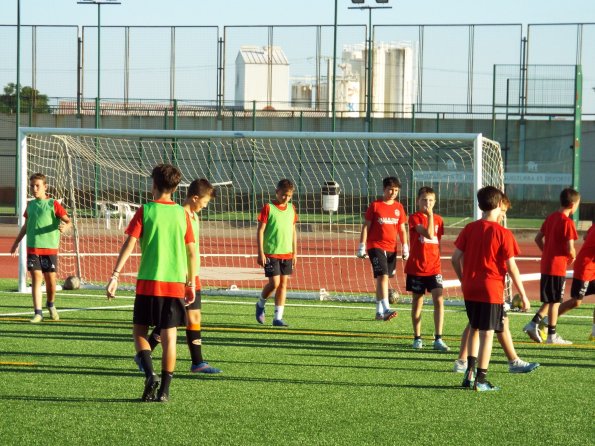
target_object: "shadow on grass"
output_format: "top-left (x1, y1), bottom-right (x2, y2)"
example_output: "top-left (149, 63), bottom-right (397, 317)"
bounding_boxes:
top-left (0, 394), bottom-right (139, 403)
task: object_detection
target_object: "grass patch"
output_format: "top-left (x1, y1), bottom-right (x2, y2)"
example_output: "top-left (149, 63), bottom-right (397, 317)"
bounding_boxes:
top-left (0, 280), bottom-right (593, 445)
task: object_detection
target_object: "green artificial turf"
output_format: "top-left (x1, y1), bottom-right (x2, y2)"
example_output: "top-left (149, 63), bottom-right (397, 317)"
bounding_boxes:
top-left (0, 280), bottom-right (593, 446)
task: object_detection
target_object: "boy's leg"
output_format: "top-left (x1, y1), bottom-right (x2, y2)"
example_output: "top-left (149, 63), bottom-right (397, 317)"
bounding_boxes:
top-left (44, 272), bottom-right (59, 321)
top-left (474, 329), bottom-right (496, 389)
top-left (134, 323), bottom-right (160, 401)
top-left (546, 302), bottom-right (571, 344)
top-left (454, 325), bottom-right (470, 372)
top-left (558, 298), bottom-right (581, 317)
top-left (376, 275), bottom-right (397, 321)
top-left (272, 274), bottom-right (289, 326)
top-left (524, 303), bottom-right (548, 343)
top-left (411, 293), bottom-right (424, 348)
top-left (500, 317), bottom-right (540, 373)
top-left (431, 288), bottom-right (449, 351)
top-left (187, 309), bottom-right (222, 374)
top-left (256, 260), bottom-right (280, 324)
top-left (462, 327), bottom-right (479, 387)
top-left (30, 270), bottom-right (44, 322)
top-left (158, 327), bottom-right (177, 401)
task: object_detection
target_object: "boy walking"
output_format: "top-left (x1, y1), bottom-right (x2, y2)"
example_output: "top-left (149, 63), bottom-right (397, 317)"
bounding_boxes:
top-left (523, 188), bottom-right (580, 345)
top-left (10, 173), bottom-right (71, 323)
top-left (255, 179), bottom-right (298, 327)
top-left (107, 164), bottom-right (196, 402)
top-left (451, 186), bottom-right (528, 391)
top-left (405, 187), bottom-right (449, 351)
top-left (357, 177), bottom-right (408, 321)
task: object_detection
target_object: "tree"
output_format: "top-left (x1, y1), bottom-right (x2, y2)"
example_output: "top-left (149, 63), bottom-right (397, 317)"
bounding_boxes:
top-left (0, 83), bottom-right (51, 113)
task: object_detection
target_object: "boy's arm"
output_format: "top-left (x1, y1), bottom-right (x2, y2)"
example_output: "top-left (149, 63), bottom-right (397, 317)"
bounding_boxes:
top-left (184, 242), bottom-right (197, 305)
top-left (534, 231), bottom-right (544, 252)
top-left (505, 257), bottom-right (530, 311)
top-left (256, 221), bottom-right (267, 266)
top-left (451, 248), bottom-right (464, 282)
top-left (10, 224), bottom-right (27, 256)
top-left (292, 223), bottom-right (298, 267)
top-left (58, 213), bottom-right (72, 233)
top-left (106, 235), bottom-right (137, 299)
top-left (567, 239), bottom-right (576, 262)
top-left (357, 221), bottom-right (370, 258)
top-left (400, 223), bottom-right (409, 260)
top-left (415, 212), bottom-right (435, 239)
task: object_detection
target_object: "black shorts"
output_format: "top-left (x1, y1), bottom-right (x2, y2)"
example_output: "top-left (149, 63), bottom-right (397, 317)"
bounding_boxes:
top-left (465, 300), bottom-right (504, 332)
top-left (133, 295), bottom-right (187, 329)
top-left (367, 248), bottom-right (396, 278)
top-left (570, 278), bottom-right (595, 300)
top-left (406, 274), bottom-right (443, 295)
top-left (27, 254), bottom-right (58, 273)
top-left (264, 257), bottom-right (293, 277)
top-left (186, 289), bottom-right (202, 310)
top-left (540, 274), bottom-right (566, 303)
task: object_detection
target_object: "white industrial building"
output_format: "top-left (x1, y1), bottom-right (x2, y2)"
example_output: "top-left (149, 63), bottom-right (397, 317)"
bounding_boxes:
top-left (235, 45), bottom-right (290, 110)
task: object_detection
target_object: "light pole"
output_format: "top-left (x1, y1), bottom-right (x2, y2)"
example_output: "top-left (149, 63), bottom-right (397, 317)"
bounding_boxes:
top-left (349, 0), bottom-right (392, 132)
top-left (77, 0), bottom-right (121, 129)
top-left (331, 0), bottom-right (338, 132)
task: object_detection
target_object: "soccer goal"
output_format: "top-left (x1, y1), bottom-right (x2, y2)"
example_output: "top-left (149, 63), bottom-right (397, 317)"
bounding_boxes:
top-left (17, 128), bottom-right (504, 300)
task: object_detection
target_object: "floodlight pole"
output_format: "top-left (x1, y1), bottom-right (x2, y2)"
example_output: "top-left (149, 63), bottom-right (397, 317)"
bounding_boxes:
top-left (349, 2), bottom-right (392, 132)
top-left (77, 0), bottom-right (121, 129)
top-left (332, 0), bottom-right (338, 132)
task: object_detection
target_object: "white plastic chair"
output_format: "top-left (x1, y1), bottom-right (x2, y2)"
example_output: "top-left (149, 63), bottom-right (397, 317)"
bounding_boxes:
top-left (115, 202), bottom-right (139, 229)
top-left (96, 201), bottom-right (119, 229)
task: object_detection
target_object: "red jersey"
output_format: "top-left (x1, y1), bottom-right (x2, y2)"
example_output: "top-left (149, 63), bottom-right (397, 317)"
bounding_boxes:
top-left (24, 199), bottom-right (68, 255)
top-left (539, 211), bottom-right (578, 277)
top-left (405, 212), bottom-right (444, 276)
top-left (257, 202), bottom-right (298, 260)
top-left (125, 200), bottom-right (194, 297)
top-left (574, 225), bottom-right (595, 282)
top-left (454, 219), bottom-right (520, 304)
top-left (365, 199), bottom-right (406, 252)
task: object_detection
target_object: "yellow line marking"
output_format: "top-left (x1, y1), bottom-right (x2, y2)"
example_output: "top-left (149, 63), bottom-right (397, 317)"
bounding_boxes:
top-left (0, 361), bottom-right (36, 366)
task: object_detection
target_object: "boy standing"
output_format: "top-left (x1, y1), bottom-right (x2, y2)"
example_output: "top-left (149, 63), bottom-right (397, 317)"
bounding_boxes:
top-left (357, 177), bottom-right (408, 321)
top-left (10, 173), bottom-right (71, 323)
top-left (523, 188), bottom-right (580, 345)
top-left (107, 164), bottom-right (196, 402)
top-left (135, 179), bottom-right (222, 374)
top-left (405, 187), bottom-right (449, 351)
top-left (451, 186), bottom-right (528, 391)
top-left (453, 194), bottom-right (539, 374)
top-left (255, 179), bottom-right (298, 327)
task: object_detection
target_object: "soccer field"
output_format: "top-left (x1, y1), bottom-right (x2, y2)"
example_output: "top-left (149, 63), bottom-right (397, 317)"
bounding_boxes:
top-left (0, 280), bottom-right (593, 446)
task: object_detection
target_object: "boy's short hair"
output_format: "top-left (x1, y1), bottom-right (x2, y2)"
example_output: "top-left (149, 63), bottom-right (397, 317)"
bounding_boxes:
top-left (276, 179), bottom-right (294, 192)
top-left (151, 164), bottom-right (182, 193)
top-left (29, 173), bottom-right (47, 183)
top-left (187, 178), bottom-right (216, 199)
top-left (382, 177), bottom-right (401, 189)
top-left (501, 193), bottom-right (511, 210)
top-left (560, 188), bottom-right (580, 207)
top-left (477, 186), bottom-right (504, 212)
top-left (417, 186), bottom-right (435, 198)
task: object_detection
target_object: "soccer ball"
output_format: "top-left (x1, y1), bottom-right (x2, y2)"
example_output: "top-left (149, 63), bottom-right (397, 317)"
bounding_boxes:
top-left (388, 289), bottom-right (399, 305)
top-left (511, 293), bottom-right (522, 310)
top-left (63, 275), bottom-right (81, 290)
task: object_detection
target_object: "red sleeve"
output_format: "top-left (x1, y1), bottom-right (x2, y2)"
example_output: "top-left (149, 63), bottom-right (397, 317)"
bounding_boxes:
top-left (257, 204), bottom-right (270, 223)
top-left (293, 205), bottom-right (298, 223)
top-left (502, 229), bottom-right (520, 260)
top-left (364, 202), bottom-right (374, 222)
top-left (184, 211), bottom-right (195, 244)
top-left (437, 216), bottom-right (444, 239)
top-left (454, 226), bottom-right (468, 252)
top-left (398, 203), bottom-right (407, 225)
top-left (565, 219), bottom-right (578, 241)
top-left (54, 200), bottom-right (68, 218)
top-left (125, 207), bottom-right (144, 238)
top-left (409, 213), bottom-right (423, 228)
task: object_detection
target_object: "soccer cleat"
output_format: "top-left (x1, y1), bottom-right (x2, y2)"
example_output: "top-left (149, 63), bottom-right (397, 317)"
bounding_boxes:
top-left (30, 314), bottom-right (43, 323)
top-left (375, 312), bottom-right (384, 321)
top-left (155, 390), bottom-right (169, 403)
top-left (48, 306), bottom-right (59, 321)
top-left (272, 319), bottom-right (289, 327)
top-left (546, 333), bottom-right (572, 345)
top-left (432, 339), bottom-right (450, 352)
top-left (523, 322), bottom-right (542, 343)
top-left (255, 302), bottom-right (265, 324)
top-left (133, 353), bottom-right (145, 373)
top-left (589, 334), bottom-right (595, 342)
top-left (190, 361), bottom-right (222, 374)
top-left (538, 316), bottom-right (548, 341)
top-left (461, 369), bottom-right (475, 389)
top-left (382, 309), bottom-right (398, 321)
top-left (141, 374), bottom-right (160, 402)
top-left (453, 359), bottom-right (467, 373)
top-left (412, 338), bottom-right (423, 350)
top-left (508, 358), bottom-right (540, 373)
top-left (474, 380), bottom-right (500, 392)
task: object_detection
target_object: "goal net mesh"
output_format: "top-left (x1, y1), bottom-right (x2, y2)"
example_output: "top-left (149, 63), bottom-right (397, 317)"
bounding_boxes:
top-left (21, 131), bottom-right (504, 301)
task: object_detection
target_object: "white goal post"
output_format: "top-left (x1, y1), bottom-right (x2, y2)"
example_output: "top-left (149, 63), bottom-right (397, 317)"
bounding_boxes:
top-left (17, 127), bottom-right (504, 300)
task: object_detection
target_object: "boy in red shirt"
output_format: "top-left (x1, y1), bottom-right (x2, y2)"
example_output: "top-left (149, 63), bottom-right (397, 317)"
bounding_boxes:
top-left (451, 186), bottom-right (528, 391)
top-left (106, 164), bottom-right (196, 402)
top-left (523, 188), bottom-right (580, 345)
top-left (255, 179), bottom-right (298, 327)
top-left (405, 187), bottom-right (449, 351)
top-left (357, 177), bottom-right (408, 321)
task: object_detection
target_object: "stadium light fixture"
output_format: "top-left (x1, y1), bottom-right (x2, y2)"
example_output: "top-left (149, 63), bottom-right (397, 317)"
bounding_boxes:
top-left (77, 0), bottom-right (122, 128)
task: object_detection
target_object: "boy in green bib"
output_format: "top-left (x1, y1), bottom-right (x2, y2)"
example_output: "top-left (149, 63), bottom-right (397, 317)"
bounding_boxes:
top-left (256, 179), bottom-right (298, 327)
top-left (106, 164), bottom-right (196, 402)
top-left (10, 173), bottom-right (71, 323)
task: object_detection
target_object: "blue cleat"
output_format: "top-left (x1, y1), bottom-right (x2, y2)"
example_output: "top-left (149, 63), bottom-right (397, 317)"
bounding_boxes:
top-left (382, 309), bottom-right (398, 321)
top-left (474, 380), bottom-right (500, 392)
top-left (272, 319), bottom-right (289, 327)
top-left (191, 361), bottom-right (222, 374)
top-left (508, 359), bottom-right (540, 373)
top-left (255, 302), bottom-right (265, 324)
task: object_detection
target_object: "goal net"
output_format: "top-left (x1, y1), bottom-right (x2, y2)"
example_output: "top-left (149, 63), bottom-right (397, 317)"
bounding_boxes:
top-left (17, 128), bottom-right (504, 301)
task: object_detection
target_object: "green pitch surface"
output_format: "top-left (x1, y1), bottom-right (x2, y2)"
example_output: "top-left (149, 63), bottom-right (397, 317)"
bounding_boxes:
top-left (0, 281), bottom-right (593, 446)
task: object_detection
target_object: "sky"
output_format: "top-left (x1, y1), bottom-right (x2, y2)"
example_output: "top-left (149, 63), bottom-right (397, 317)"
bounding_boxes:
top-left (5, 0), bottom-right (595, 28)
